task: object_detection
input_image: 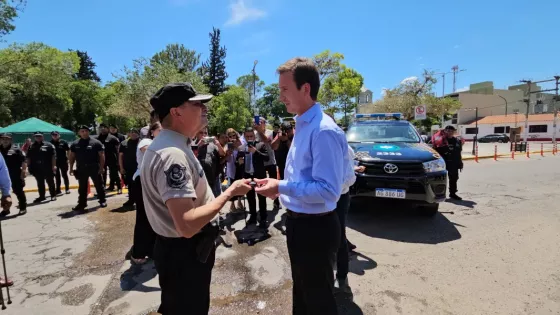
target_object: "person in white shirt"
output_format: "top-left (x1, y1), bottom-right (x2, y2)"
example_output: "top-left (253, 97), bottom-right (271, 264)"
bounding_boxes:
top-left (128, 122), bottom-right (162, 264)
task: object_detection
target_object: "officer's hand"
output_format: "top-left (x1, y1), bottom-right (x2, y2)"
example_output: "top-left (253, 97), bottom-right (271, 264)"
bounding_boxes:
top-left (20, 171), bottom-right (26, 180)
top-left (99, 168), bottom-right (104, 175)
top-left (52, 166), bottom-right (57, 174)
top-left (248, 146), bottom-right (257, 154)
top-left (120, 168), bottom-right (126, 175)
top-left (69, 169), bottom-right (74, 176)
top-left (237, 157), bottom-right (244, 165)
top-left (226, 179), bottom-right (252, 196)
top-left (1, 196), bottom-right (12, 211)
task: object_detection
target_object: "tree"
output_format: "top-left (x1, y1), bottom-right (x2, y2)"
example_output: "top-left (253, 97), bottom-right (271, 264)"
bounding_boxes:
top-left (150, 43), bottom-right (201, 73)
top-left (72, 50), bottom-right (100, 82)
top-left (372, 70), bottom-right (462, 125)
top-left (319, 65), bottom-right (364, 124)
top-left (201, 27), bottom-right (228, 96)
top-left (208, 86), bottom-right (251, 134)
top-left (0, 42), bottom-right (80, 125)
top-left (313, 50), bottom-right (344, 82)
top-left (236, 73), bottom-right (264, 106)
top-left (255, 83), bottom-right (290, 119)
top-left (0, 0), bottom-right (25, 40)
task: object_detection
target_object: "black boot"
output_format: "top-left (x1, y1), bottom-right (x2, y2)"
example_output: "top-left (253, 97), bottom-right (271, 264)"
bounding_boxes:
top-left (450, 193), bottom-right (462, 200)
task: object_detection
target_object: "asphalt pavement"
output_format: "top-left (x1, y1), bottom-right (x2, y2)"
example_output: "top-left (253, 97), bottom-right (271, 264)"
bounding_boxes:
top-left (1, 156), bottom-right (559, 314)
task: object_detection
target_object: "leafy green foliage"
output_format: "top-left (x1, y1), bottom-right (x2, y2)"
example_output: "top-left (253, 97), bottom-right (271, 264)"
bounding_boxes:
top-left (150, 43), bottom-right (201, 73)
top-left (236, 73), bottom-right (264, 103)
top-left (0, 0), bottom-right (25, 40)
top-left (201, 27), bottom-right (228, 96)
top-left (207, 85), bottom-right (251, 134)
top-left (255, 83), bottom-right (290, 119)
top-left (72, 50), bottom-right (100, 82)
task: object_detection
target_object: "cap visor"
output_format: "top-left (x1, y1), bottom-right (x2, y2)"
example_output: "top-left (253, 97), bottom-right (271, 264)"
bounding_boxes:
top-left (189, 94), bottom-right (213, 103)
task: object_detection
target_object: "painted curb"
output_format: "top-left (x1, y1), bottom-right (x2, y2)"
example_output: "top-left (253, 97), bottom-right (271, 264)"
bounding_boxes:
top-left (463, 149), bottom-right (556, 161)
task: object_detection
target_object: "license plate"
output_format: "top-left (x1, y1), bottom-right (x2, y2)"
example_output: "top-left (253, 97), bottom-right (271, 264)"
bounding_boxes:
top-left (375, 188), bottom-right (406, 199)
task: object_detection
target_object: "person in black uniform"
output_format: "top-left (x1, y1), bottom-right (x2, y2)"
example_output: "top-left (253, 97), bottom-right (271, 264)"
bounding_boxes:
top-left (95, 124), bottom-right (122, 194)
top-left (119, 128), bottom-right (140, 209)
top-left (109, 124), bottom-right (126, 142)
top-left (434, 125), bottom-right (464, 200)
top-left (0, 133), bottom-right (27, 216)
top-left (238, 127), bottom-right (269, 227)
top-left (50, 131), bottom-right (71, 195)
top-left (27, 132), bottom-right (57, 203)
top-left (69, 125), bottom-right (107, 211)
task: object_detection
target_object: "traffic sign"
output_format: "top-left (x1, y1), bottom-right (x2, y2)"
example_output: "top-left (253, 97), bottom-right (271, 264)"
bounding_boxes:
top-left (415, 105), bottom-right (427, 120)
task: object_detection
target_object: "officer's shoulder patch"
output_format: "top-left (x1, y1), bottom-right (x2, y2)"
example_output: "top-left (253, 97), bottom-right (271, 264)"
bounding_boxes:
top-left (164, 163), bottom-right (188, 189)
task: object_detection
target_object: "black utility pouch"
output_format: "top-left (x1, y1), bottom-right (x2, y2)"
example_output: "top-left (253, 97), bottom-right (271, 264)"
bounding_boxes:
top-left (195, 221), bottom-right (220, 263)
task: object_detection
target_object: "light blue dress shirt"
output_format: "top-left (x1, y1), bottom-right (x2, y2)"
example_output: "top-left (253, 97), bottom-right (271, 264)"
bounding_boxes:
top-left (0, 154), bottom-right (12, 196)
top-left (279, 103), bottom-right (348, 214)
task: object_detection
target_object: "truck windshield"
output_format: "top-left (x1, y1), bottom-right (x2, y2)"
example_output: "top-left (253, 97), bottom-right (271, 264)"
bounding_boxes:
top-left (346, 124), bottom-right (421, 143)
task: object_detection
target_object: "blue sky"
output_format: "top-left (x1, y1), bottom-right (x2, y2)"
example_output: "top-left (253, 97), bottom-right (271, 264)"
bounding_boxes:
top-left (3, 0), bottom-right (560, 99)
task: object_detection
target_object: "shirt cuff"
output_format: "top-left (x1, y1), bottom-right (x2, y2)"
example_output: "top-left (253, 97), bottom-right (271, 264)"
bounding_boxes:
top-left (278, 180), bottom-right (291, 196)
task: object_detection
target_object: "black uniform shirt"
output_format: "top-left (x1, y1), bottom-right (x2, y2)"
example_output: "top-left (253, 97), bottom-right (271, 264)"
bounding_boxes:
top-left (111, 132), bottom-right (125, 143)
top-left (95, 133), bottom-right (120, 164)
top-left (27, 141), bottom-right (56, 167)
top-left (0, 145), bottom-right (25, 174)
top-left (274, 140), bottom-right (290, 168)
top-left (70, 137), bottom-right (104, 167)
top-left (50, 139), bottom-right (70, 164)
top-left (119, 138), bottom-right (139, 170)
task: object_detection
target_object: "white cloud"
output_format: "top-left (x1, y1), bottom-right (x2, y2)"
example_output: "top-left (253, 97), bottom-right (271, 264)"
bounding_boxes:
top-left (453, 44), bottom-right (460, 49)
top-left (225, 0), bottom-right (267, 26)
top-left (401, 76), bottom-right (418, 84)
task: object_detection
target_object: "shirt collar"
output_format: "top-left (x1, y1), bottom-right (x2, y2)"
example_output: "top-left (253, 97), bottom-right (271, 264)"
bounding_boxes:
top-left (295, 103), bottom-right (321, 123)
top-left (161, 129), bottom-right (190, 146)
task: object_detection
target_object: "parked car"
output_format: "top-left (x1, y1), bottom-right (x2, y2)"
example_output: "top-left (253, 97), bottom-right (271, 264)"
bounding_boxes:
top-left (477, 134), bottom-right (510, 143)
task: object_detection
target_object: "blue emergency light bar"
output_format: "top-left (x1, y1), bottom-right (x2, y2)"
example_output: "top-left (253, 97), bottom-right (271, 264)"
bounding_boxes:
top-left (355, 113), bottom-right (403, 120)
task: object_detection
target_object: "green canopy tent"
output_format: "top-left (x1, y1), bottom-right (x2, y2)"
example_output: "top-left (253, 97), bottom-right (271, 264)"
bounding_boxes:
top-left (0, 117), bottom-right (76, 145)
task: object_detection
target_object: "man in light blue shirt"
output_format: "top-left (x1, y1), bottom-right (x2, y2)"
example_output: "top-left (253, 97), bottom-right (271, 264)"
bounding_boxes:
top-left (256, 57), bottom-right (347, 315)
top-left (0, 154), bottom-right (12, 210)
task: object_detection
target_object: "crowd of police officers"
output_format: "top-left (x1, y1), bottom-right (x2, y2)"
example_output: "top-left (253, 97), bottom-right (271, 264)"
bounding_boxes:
top-left (0, 123), bottom-right (142, 216)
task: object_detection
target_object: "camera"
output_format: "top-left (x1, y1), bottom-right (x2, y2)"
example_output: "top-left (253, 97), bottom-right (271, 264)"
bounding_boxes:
top-left (247, 141), bottom-right (256, 147)
top-left (202, 136), bottom-right (215, 144)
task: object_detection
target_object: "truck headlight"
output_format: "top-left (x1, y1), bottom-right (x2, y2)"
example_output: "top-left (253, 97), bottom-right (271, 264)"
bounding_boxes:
top-left (423, 158), bottom-right (446, 173)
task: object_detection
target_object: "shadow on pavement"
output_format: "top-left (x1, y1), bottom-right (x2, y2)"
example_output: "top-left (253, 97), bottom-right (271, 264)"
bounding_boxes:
top-left (57, 205), bottom-right (102, 219)
top-left (445, 198), bottom-right (477, 208)
top-left (273, 212), bottom-right (287, 235)
top-left (120, 260), bottom-right (160, 293)
top-left (347, 198), bottom-right (462, 244)
top-left (336, 293), bottom-right (364, 315)
top-left (110, 205), bottom-right (136, 213)
top-left (348, 252), bottom-right (377, 276)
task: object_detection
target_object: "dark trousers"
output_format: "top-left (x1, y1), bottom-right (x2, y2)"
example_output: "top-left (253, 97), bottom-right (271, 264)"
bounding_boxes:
top-left (55, 162), bottom-right (70, 193)
top-left (266, 164), bottom-right (280, 207)
top-left (132, 176), bottom-right (156, 259)
top-left (277, 163), bottom-right (285, 180)
top-left (244, 172), bottom-right (267, 219)
top-left (9, 173), bottom-right (26, 210)
top-left (448, 168), bottom-right (459, 194)
top-left (77, 166), bottom-right (106, 206)
top-left (286, 211), bottom-right (340, 315)
top-left (104, 163), bottom-right (121, 190)
top-left (35, 168), bottom-right (56, 198)
top-left (154, 234), bottom-right (215, 315)
top-left (335, 192), bottom-right (351, 280)
top-left (124, 169), bottom-right (136, 203)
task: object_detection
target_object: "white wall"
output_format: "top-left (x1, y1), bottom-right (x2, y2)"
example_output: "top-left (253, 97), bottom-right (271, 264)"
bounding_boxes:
top-left (458, 121), bottom-right (560, 141)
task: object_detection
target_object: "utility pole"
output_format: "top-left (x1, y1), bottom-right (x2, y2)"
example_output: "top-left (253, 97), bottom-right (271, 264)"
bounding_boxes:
top-left (553, 76), bottom-right (559, 146)
top-left (251, 60), bottom-right (258, 115)
top-left (471, 107), bottom-right (478, 155)
top-left (520, 80), bottom-right (532, 144)
top-left (451, 65), bottom-right (466, 93)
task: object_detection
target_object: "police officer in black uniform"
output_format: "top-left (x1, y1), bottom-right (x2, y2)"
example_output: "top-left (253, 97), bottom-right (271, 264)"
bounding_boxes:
top-left (109, 124), bottom-right (126, 142)
top-left (69, 125), bottom-right (107, 211)
top-left (434, 125), bottom-right (464, 200)
top-left (0, 133), bottom-right (27, 216)
top-left (95, 124), bottom-right (122, 193)
top-left (50, 131), bottom-right (71, 195)
top-left (119, 128), bottom-right (139, 208)
top-left (27, 132), bottom-right (57, 203)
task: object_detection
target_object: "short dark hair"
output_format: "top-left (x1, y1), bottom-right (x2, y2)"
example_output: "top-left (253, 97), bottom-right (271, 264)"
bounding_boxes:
top-left (277, 57), bottom-right (320, 101)
top-left (244, 127), bottom-right (254, 134)
top-left (149, 122), bottom-right (162, 139)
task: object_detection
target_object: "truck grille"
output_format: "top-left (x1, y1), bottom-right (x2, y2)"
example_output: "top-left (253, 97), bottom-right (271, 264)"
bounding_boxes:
top-left (362, 162), bottom-right (425, 176)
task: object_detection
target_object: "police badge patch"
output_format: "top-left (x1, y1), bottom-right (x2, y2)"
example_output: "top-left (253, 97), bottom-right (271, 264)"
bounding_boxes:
top-left (165, 164), bottom-right (187, 189)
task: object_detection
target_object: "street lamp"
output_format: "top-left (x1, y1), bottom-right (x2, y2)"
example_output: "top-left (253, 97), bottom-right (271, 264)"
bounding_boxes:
top-left (251, 60), bottom-right (258, 115)
top-left (497, 95), bottom-right (508, 116)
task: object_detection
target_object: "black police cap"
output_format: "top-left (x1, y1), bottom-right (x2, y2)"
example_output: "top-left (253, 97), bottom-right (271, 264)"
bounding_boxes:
top-left (78, 125), bottom-right (90, 131)
top-left (109, 124), bottom-right (117, 128)
top-left (51, 131), bottom-right (60, 136)
top-left (0, 133), bottom-right (12, 138)
top-left (150, 82), bottom-right (213, 120)
top-left (129, 128), bottom-right (140, 134)
top-left (444, 125), bottom-right (457, 131)
top-left (33, 131), bottom-right (43, 137)
top-left (99, 123), bottom-right (108, 128)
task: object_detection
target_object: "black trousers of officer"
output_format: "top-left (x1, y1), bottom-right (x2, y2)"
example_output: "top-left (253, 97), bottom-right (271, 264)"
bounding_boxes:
top-left (55, 162), bottom-right (70, 193)
top-left (286, 210), bottom-right (340, 315)
top-left (154, 234), bottom-right (215, 315)
top-left (9, 172), bottom-right (26, 210)
top-left (34, 167), bottom-right (56, 199)
top-left (123, 168), bottom-right (136, 204)
top-left (131, 176), bottom-right (156, 259)
top-left (244, 172), bottom-right (267, 221)
top-left (104, 162), bottom-right (121, 190)
top-left (335, 192), bottom-right (351, 281)
top-left (77, 166), bottom-right (106, 206)
top-left (448, 168), bottom-right (459, 194)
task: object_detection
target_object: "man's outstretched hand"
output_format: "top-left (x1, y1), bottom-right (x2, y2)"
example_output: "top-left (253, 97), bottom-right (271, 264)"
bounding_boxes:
top-left (254, 178), bottom-right (280, 199)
